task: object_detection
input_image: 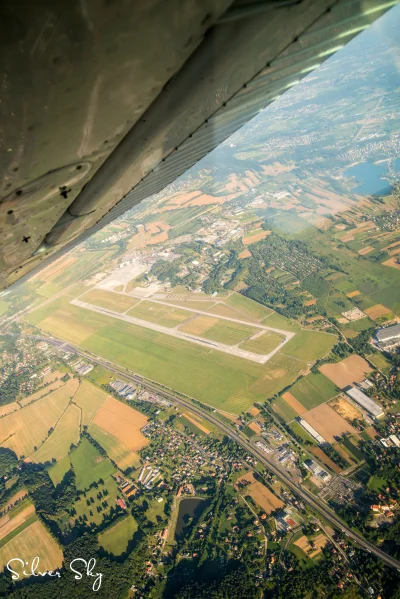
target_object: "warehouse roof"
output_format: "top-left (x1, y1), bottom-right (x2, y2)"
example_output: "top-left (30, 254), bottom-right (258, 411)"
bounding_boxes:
top-left (375, 324), bottom-right (400, 342)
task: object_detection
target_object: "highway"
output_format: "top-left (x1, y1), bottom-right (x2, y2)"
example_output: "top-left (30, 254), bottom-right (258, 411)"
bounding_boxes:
top-left (10, 332), bottom-right (400, 572)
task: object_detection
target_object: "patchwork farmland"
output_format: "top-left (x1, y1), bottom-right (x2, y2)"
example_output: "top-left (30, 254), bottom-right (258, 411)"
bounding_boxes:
top-left (0, 378), bottom-right (79, 458)
top-left (0, 501), bottom-right (63, 579)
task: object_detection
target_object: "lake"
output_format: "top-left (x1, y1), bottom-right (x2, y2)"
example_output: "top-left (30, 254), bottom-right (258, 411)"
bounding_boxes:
top-left (345, 161), bottom-right (392, 197)
top-left (175, 497), bottom-right (207, 540)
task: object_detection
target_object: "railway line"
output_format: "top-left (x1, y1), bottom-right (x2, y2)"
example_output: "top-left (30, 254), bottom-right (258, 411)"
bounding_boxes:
top-left (9, 332), bottom-right (400, 572)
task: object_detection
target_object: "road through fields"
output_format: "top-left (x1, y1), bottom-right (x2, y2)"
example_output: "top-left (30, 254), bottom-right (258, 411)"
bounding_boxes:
top-left (8, 332), bottom-right (400, 572)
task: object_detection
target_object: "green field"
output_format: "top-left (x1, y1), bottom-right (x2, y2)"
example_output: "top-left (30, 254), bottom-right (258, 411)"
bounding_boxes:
top-left (200, 320), bottom-right (258, 345)
top-left (69, 476), bottom-right (119, 527)
top-left (243, 425), bottom-right (257, 438)
top-left (290, 373), bottom-right (338, 410)
top-left (25, 298), bottom-right (334, 413)
top-left (86, 365), bottom-right (114, 386)
top-left (145, 498), bottom-right (166, 524)
top-left (289, 420), bottom-right (318, 445)
top-left (367, 475), bottom-right (387, 493)
top-left (271, 397), bottom-right (298, 423)
top-left (280, 330), bottom-right (336, 362)
top-left (98, 515), bottom-right (138, 555)
top-left (127, 300), bottom-right (191, 328)
top-left (367, 352), bottom-right (392, 374)
top-left (288, 543), bottom-right (314, 569)
top-left (0, 299), bottom-right (10, 315)
top-left (70, 438), bottom-right (115, 490)
top-left (81, 289), bottom-right (140, 313)
top-left (261, 312), bottom-right (301, 332)
top-left (225, 293), bottom-right (273, 321)
top-left (239, 331), bottom-right (285, 354)
top-left (340, 436), bottom-right (365, 462)
top-left (37, 282), bottom-right (62, 298)
top-left (177, 415), bottom-right (207, 437)
top-left (48, 455), bottom-right (71, 486)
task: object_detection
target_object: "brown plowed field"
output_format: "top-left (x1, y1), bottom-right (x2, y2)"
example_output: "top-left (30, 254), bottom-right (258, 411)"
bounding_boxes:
top-left (282, 392), bottom-right (307, 415)
top-left (236, 472), bottom-right (283, 514)
top-left (303, 404), bottom-right (357, 443)
top-left (249, 421), bottom-right (262, 434)
top-left (320, 355), bottom-right (372, 388)
top-left (364, 304), bottom-right (392, 320)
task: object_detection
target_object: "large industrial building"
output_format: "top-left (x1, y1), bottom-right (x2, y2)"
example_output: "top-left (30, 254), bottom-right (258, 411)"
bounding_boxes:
top-left (345, 387), bottom-right (384, 419)
top-left (297, 419), bottom-right (325, 445)
top-left (374, 323), bottom-right (400, 350)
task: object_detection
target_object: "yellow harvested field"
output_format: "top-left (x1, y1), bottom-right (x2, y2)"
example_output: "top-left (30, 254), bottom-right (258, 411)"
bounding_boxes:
top-left (73, 380), bottom-right (109, 426)
top-left (237, 472), bottom-right (283, 514)
top-left (80, 289), bottom-right (139, 313)
top-left (383, 240), bottom-right (400, 252)
top-left (294, 533), bottom-right (328, 557)
top-left (147, 231), bottom-right (168, 245)
top-left (346, 290), bottom-right (360, 298)
top-left (218, 411), bottom-right (238, 422)
top-left (0, 504), bottom-right (35, 541)
top-left (249, 406), bottom-right (260, 417)
top-left (304, 299), bottom-right (317, 306)
top-left (0, 520), bottom-right (63, 578)
top-left (91, 397), bottom-right (149, 452)
top-left (39, 309), bottom-right (98, 344)
top-left (30, 404), bottom-right (81, 464)
top-left (0, 378), bottom-right (79, 458)
top-left (180, 315), bottom-right (219, 336)
top-left (249, 421), bottom-right (262, 434)
top-left (183, 413), bottom-right (210, 435)
top-left (329, 396), bottom-right (362, 422)
top-left (303, 404), bottom-right (357, 443)
top-left (239, 249), bottom-right (252, 259)
top-left (43, 370), bottom-right (64, 384)
top-left (320, 354), bottom-right (372, 389)
top-left (3, 490), bottom-right (28, 511)
top-left (366, 426), bottom-right (379, 439)
top-left (358, 246), bottom-right (374, 255)
top-left (242, 229), bottom-right (271, 246)
top-left (383, 256), bottom-right (400, 270)
top-left (0, 402), bottom-right (19, 417)
top-left (364, 304), bottom-right (393, 320)
top-left (19, 379), bottom-right (64, 407)
top-left (282, 392), bottom-right (307, 415)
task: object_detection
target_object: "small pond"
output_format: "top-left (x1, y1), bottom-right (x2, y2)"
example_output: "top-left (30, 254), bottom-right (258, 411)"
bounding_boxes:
top-left (175, 497), bottom-right (207, 540)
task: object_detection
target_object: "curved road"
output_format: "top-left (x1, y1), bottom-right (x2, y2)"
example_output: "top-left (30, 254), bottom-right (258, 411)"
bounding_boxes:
top-left (12, 333), bottom-right (400, 572)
